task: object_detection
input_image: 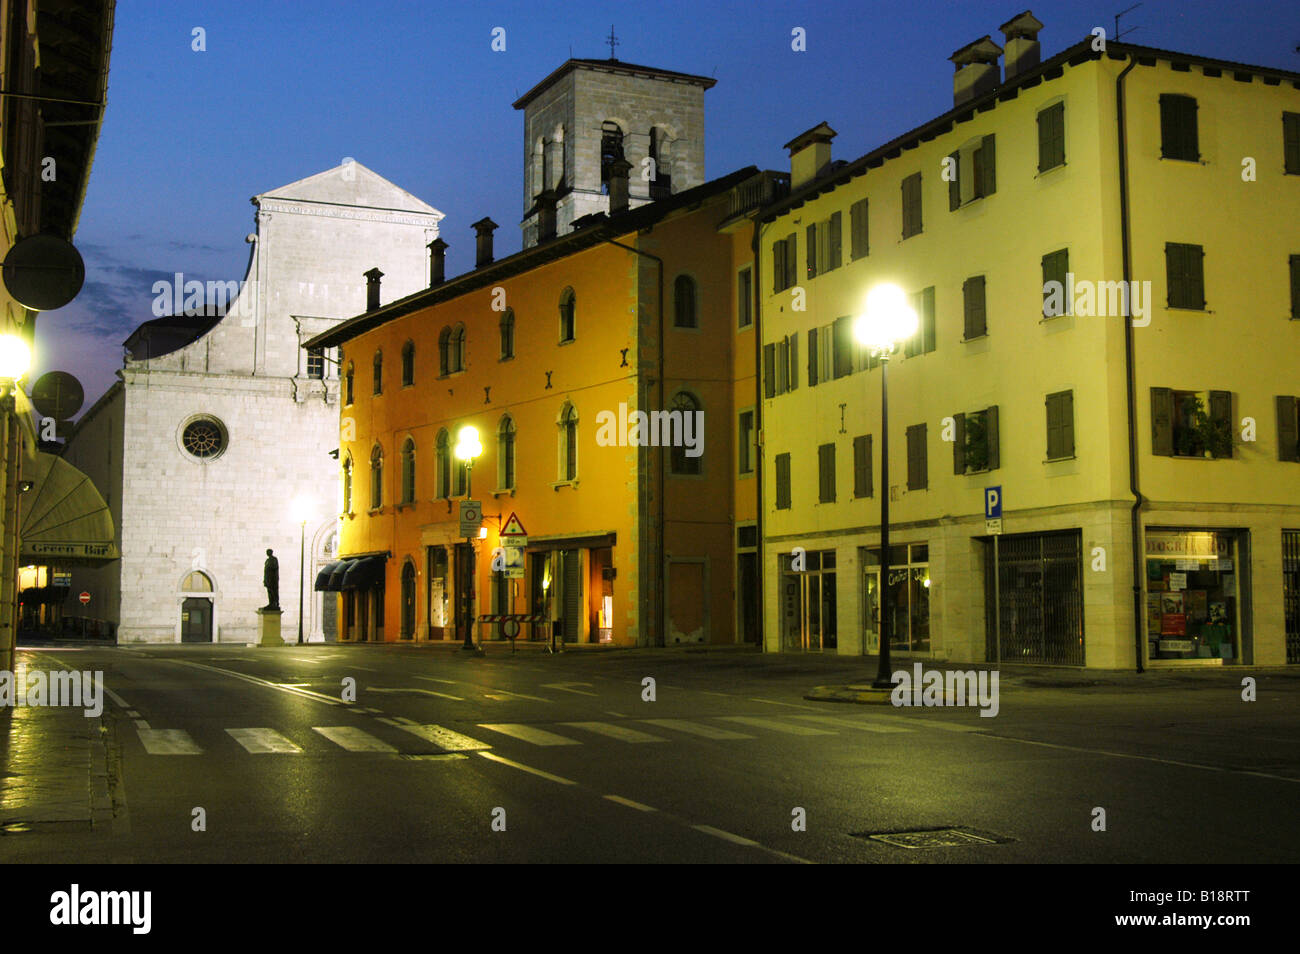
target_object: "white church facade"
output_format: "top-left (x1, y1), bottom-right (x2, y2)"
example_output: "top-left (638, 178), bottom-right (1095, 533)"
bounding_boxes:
top-left (62, 161), bottom-right (442, 643)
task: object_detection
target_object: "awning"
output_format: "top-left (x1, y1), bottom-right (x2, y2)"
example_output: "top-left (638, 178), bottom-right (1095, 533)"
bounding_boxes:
top-left (19, 449), bottom-right (119, 565)
top-left (315, 560), bottom-right (344, 592)
top-left (314, 554), bottom-right (387, 592)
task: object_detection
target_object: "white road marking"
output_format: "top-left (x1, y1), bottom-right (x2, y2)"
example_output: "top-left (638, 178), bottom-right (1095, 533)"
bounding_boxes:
top-left (693, 824), bottom-right (760, 847)
top-left (793, 714), bottom-right (912, 734)
top-left (416, 677), bottom-right (462, 686)
top-left (604, 794), bottom-right (657, 812)
top-left (562, 721), bottom-right (667, 743)
top-left (312, 726), bottom-right (397, 753)
top-left (401, 724), bottom-right (492, 752)
top-left (988, 734), bottom-right (1300, 782)
top-left (137, 729), bottom-right (202, 755)
top-left (102, 685), bottom-right (133, 709)
top-left (484, 688), bottom-right (552, 703)
top-left (132, 719), bottom-right (150, 730)
top-left (748, 697), bottom-right (822, 711)
top-left (165, 660), bottom-right (344, 707)
top-left (477, 723), bottom-right (580, 746)
top-left (226, 728), bottom-right (302, 754)
top-left (641, 719), bottom-right (755, 740)
top-left (542, 683), bottom-right (599, 697)
top-left (369, 687), bottom-right (465, 701)
top-left (871, 714), bottom-right (984, 733)
top-left (476, 751), bottom-right (576, 785)
top-left (720, 716), bottom-right (837, 736)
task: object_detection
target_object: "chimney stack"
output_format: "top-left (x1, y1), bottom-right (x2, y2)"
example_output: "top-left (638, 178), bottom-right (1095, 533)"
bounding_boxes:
top-left (950, 36), bottom-right (1003, 105)
top-left (607, 158), bottom-right (632, 214)
top-left (364, 267), bottom-right (383, 311)
top-left (536, 190), bottom-right (558, 241)
top-left (1000, 10), bottom-right (1044, 80)
top-left (472, 217), bottom-right (498, 268)
top-left (783, 122), bottom-right (837, 189)
top-left (427, 238), bottom-right (447, 286)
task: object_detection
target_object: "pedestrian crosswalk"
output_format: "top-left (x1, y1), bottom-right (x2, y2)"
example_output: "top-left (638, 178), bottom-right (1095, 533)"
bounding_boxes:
top-left (125, 709), bottom-right (979, 759)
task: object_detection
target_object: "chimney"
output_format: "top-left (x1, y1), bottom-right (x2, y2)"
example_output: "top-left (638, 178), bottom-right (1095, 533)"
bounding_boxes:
top-left (607, 158), bottom-right (632, 214)
top-left (364, 267), bottom-right (383, 311)
top-left (950, 36), bottom-right (1003, 105)
top-left (472, 217), bottom-right (498, 268)
top-left (427, 238), bottom-right (447, 286)
top-left (1000, 10), bottom-right (1044, 80)
top-left (783, 122), bottom-right (837, 189)
top-left (536, 190), bottom-right (558, 241)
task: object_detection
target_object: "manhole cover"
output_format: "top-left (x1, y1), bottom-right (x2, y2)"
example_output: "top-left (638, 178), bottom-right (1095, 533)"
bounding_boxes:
top-left (854, 826), bottom-right (1012, 849)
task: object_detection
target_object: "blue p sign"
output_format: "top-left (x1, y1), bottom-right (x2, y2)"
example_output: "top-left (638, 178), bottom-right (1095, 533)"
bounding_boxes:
top-left (985, 486), bottom-right (1002, 519)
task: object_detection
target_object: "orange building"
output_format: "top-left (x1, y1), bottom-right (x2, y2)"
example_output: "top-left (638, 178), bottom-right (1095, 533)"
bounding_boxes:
top-left (307, 166), bottom-right (769, 646)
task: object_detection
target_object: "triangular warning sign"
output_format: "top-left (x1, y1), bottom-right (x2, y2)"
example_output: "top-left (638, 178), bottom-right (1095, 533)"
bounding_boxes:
top-left (500, 512), bottom-right (527, 536)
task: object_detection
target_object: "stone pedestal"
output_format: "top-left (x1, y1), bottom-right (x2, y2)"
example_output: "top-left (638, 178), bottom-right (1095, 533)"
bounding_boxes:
top-left (256, 608), bottom-right (284, 646)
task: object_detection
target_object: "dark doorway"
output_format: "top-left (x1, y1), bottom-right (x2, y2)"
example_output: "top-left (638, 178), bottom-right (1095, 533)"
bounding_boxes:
top-left (454, 542), bottom-right (474, 645)
top-left (400, 562), bottom-right (416, 639)
top-left (737, 551), bottom-right (758, 643)
top-left (181, 597), bottom-right (212, 642)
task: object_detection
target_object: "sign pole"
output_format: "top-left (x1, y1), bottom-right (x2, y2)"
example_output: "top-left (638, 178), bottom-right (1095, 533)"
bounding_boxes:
top-left (994, 532), bottom-right (1000, 667)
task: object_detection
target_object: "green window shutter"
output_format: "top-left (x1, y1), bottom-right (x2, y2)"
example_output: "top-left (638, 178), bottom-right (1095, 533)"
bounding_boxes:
top-left (772, 241), bottom-right (785, 293)
top-left (1042, 249), bottom-right (1068, 317)
top-left (787, 333), bottom-right (799, 391)
top-left (763, 343), bottom-right (776, 398)
top-left (1038, 102), bottom-right (1065, 172)
top-left (853, 434), bottom-right (872, 498)
top-left (1285, 113), bottom-right (1300, 175)
top-left (986, 404), bottom-right (1000, 470)
top-left (948, 151), bottom-right (961, 210)
top-left (1209, 390), bottom-right (1232, 458)
top-left (1289, 254), bottom-right (1300, 319)
top-left (907, 423), bottom-right (928, 490)
top-left (1151, 387), bottom-right (1174, 456)
top-left (952, 412), bottom-right (966, 474)
top-left (850, 198), bottom-right (869, 259)
top-left (832, 315), bottom-right (852, 378)
top-left (775, 453), bottom-right (791, 509)
top-left (1277, 396), bottom-right (1300, 462)
top-left (786, 235), bottom-right (798, 288)
top-left (828, 211), bottom-right (842, 270)
top-left (818, 443), bottom-right (835, 503)
top-left (807, 327), bottom-right (819, 387)
top-left (922, 286), bottom-right (936, 353)
top-left (1165, 243), bottom-right (1183, 306)
top-left (1160, 94), bottom-right (1199, 160)
top-left (981, 134), bottom-right (996, 197)
top-left (964, 275), bottom-right (986, 338)
top-left (806, 223), bottom-right (818, 279)
top-left (1046, 392), bottom-right (1062, 460)
top-left (1166, 243), bottom-right (1205, 309)
top-left (1061, 391), bottom-right (1075, 457)
top-left (903, 172), bottom-right (922, 238)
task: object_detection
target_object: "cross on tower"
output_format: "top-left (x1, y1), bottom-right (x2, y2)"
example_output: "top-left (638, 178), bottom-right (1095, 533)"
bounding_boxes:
top-left (606, 25), bottom-right (619, 60)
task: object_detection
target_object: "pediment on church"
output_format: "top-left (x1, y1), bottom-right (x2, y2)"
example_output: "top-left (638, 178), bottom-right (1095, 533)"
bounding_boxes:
top-left (258, 161), bottom-right (443, 220)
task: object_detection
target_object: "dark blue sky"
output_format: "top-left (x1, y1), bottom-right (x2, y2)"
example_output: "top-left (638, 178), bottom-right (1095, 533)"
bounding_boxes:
top-left (38, 0), bottom-right (1299, 411)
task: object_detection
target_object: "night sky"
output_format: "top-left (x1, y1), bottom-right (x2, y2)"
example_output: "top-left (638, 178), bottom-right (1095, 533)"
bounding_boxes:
top-left (37, 0), bottom-right (1299, 413)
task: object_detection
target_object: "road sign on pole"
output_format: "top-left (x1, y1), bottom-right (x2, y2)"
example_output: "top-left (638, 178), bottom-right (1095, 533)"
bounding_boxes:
top-left (499, 511), bottom-right (527, 578)
top-left (78, 591), bottom-right (90, 605)
top-left (459, 499), bottom-right (482, 537)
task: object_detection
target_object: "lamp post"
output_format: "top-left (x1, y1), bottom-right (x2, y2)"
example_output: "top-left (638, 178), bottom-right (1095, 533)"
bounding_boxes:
top-left (454, 425), bottom-right (482, 650)
top-left (292, 496), bottom-right (311, 644)
top-left (853, 285), bottom-right (918, 690)
top-left (0, 334), bottom-right (32, 675)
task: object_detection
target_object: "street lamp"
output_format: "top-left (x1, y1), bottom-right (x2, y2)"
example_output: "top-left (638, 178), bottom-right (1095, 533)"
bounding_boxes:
top-left (0, 334), bottom-right (31, 675)
top-left (853, 284), bottom-right (918, 690)
top-left (453, 425), bottom-right (482, 650)
top-left (292, 496), bottom-right (311, 644)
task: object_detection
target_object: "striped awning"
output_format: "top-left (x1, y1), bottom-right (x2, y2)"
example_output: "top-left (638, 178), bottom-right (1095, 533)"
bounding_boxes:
top-left (19, 449), bottom-right (119, 565)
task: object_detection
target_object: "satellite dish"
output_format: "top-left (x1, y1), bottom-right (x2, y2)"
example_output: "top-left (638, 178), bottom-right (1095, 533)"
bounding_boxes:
top-left (31, 371), bottom-right (85, 420)
top-left (2, 234), bottom-right (86, 311)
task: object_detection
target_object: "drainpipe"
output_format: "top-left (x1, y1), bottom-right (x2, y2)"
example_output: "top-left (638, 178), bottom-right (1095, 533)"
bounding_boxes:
top-left (604, 237), bottom-right (665, 647)
top-left (751, 218), bottom-right (766, 653)
top-left (1116, 53), bottom-right (1145, 674)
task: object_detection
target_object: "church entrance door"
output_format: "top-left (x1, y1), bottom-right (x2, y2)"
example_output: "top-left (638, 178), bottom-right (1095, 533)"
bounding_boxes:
top-left (181, 597), bottom-right (213, 642)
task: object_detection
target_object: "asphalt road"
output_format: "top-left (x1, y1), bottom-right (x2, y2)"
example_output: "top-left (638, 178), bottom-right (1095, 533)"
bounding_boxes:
top-left (6, 642), bottom-right (1300, 864)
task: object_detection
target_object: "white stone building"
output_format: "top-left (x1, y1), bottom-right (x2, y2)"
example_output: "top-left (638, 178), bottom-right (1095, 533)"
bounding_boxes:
top-left (62, 161), bottom-right (442, 643)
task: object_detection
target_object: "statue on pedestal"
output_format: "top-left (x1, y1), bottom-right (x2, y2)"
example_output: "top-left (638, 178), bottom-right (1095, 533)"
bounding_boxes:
top-left (262, 549), bottom-right (280, 611)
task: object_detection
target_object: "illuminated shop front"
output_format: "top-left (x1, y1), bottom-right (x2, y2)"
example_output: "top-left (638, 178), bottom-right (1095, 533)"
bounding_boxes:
top-left (1144, 528), bottom-right (1246, 663)
top-left (862, 544), bottom-right (929, 654)
top-left (779, 549), bottom-right (837, 651)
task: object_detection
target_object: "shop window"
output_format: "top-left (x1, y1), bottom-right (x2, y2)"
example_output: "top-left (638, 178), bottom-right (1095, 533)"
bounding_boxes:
top-left (864, 544), bottom-right (928, 654)
top-left (779, 549), bottom-right (837, 651)
top-left (1144, 529), bottom-right (1241, 661)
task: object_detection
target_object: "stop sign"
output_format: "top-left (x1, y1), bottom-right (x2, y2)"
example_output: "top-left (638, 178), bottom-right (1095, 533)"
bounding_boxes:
top-left (78, 591), bottom-right (90, 605)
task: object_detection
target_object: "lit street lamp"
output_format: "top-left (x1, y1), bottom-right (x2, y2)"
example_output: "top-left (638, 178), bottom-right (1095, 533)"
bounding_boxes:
top-left (454, 425), bottom-right (482, 650)
top-left (292, 496), bottom-right (311, 644)
top-left (853, 284), bottom-right (918, 689)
